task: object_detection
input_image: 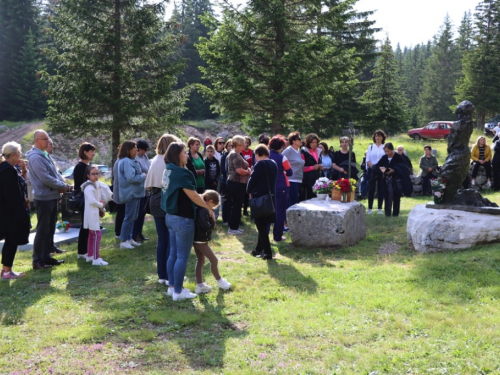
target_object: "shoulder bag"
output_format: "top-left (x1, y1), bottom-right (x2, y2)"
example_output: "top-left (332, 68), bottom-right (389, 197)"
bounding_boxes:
top-left (67, 190), bottom-right (84, 211)
top-left (250, 162), bottom-right (276, 219)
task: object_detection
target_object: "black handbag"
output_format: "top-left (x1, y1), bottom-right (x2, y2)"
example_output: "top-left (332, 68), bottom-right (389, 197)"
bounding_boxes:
top-left (250, 162), bottom-right (275, 219)
top-left (67, 190), bottom-right (84, 211)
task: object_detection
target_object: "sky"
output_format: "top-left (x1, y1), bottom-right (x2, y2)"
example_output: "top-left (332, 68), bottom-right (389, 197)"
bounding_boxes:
top-left (354, 0), bottom-right (480, 48)
top-left (166, 0), bottom-right (481, 48)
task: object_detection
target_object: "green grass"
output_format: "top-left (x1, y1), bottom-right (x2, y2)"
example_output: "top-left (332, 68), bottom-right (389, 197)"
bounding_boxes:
top-left (3, 133), bottom-right (500, 374)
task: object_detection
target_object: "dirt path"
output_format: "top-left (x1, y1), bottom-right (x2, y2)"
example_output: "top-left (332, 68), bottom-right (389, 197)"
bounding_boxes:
top-left (0, 122), bottom-right (44, 147)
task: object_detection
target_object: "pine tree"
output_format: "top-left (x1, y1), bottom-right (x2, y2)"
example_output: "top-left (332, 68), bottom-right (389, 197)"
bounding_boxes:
top-left (360, 37), bottom-right (408, 133)
top-left (0, 0), bottom-right (40, 120)
top-left (42, 0), bottom-right (189, 165)
top-left (418, 15), bottom-right (460, 123)
top-left (455, 0), bottom-right (500, 128)
top-left (197, 0), bottom-right (365, 134)
top-left (9, 29), bottom-right (47, 120)
top-left (171, 0), bottom-right (216, 120)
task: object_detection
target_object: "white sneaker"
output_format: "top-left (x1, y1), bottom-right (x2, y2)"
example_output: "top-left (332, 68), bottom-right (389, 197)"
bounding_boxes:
top-left (237, 228), bottom-right (244, 233)
top-left (217, 278), bottom-right (232, 290)
top-left (173, 289), bottom-right (197, 301)
top-left (128, 239), bottom-right (142, 247)
top-left (167, 287), bottom-right (174, 297)
top-left (158, 279), bottom-right (168, 285)
top-left (195, 283), bottom-right (212, 294)
top-left (472, 180), bottom-right (476, 186)
top-left (92, 258), bottom-right (109, 266)
top-left (120, 241), bottom-right (134, 249)
top-left (378, 209), bottom-right (384, 215)
top-left (86, 256), bottom-right (93, 263)
top-left (115, 235), bottom-right (120, 239)
top-left (228, 229), bottom-right (242, 235)
top-left (367, 209), bottom-right (372, 215)
top-left (77, 254), bottom-right (88, 259)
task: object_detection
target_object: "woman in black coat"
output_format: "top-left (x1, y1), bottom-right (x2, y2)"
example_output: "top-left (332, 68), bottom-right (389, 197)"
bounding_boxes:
top-left (376, 142), bottom-right (404, 217)
top-left (247, 144), bottom-right (278, 259)
top-left (0, 142), bottom-right (30, 280)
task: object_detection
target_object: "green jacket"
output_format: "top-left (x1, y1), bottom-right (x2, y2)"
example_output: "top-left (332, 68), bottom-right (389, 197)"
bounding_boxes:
top-left (161, 163), bottom-right (197, 219)
top-left (419, 155), bottom-right (438, 177)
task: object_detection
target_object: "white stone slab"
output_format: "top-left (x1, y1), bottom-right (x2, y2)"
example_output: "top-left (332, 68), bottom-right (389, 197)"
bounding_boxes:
top-left (407, 204), bottom-right (500, 253)
top-left (286, 198), bottom-right (366, 248)
top-left (0, 227), bottom-right (106, 253)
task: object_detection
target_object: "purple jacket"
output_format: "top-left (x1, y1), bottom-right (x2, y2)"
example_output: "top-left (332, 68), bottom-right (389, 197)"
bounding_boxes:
top-left (269, 150), bottom-right (293, 191)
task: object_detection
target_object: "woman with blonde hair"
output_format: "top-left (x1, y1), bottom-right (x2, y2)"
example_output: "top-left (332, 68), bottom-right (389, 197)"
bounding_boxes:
top-left (471, 136), bottom-right (492, 188)
top-left (226, 135), bottom-right (251, 234)
top-left (145, 134), bottom-right (181, 285)
top-left (0, 142), bottom-right (30, 279)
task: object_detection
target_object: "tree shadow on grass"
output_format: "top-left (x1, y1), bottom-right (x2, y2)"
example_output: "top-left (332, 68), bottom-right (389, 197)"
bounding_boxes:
top-left (411, 246), bottom-right (500, 303)
top-left (0, 266), bottom-right (56, 326)
top-left (266, 260), bottom-right (318, 294)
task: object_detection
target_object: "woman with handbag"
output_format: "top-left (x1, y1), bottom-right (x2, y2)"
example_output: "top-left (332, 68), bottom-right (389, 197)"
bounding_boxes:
top-left (247, 144), bottom-right (278, 260)
top-left (145, 134), bottom-right (180, 286)
top-left (74, 142), bottom-right (96, 259)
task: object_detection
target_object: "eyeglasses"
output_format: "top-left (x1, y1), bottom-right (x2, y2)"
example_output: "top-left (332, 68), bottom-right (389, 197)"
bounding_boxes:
top-left (37, 138), bottom-right (49, 141)
top-left (89, 173), bottom-right (100, 176)
top-left (217, 141), bottom-right (225, 144)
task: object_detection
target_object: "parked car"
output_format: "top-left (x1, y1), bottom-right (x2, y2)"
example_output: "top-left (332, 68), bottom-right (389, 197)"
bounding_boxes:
top-left (407, 121), bottom-right (453, 140)
top-left (61, 164), bottom-right (111, 180)
top-left (484, 115), bottom-right (500, 136)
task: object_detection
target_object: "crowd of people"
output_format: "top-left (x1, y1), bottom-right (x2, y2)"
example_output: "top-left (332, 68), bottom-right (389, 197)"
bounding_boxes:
top-left (2, 127), bottom-right (499, 290)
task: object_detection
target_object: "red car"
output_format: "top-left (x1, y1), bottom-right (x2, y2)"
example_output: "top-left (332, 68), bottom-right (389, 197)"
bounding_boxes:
top-left (407, 121), bottom-right (453, 140)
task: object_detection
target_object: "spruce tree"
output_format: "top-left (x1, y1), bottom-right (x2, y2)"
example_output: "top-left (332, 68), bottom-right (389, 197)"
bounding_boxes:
top-left (455, 0), bottom-right (500, 128)
top-left (360, 37), bottom-right (408, 133)
top-left (197, 0), bottom-right (364, 134)
top-left (171, 0), bottom-right (216, 120)
top-left (42, 0), bottom-right (189, 165)
top-left (418, 15), bottom-right (460, 123)
top-left (0, 0), bottom-right (40, 120)
top-left (9, 29), bottom-right (47, 120)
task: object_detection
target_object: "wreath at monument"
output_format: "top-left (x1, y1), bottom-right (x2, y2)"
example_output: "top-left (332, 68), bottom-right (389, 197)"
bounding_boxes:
top-left (430, 176), bottom-right (446, 204)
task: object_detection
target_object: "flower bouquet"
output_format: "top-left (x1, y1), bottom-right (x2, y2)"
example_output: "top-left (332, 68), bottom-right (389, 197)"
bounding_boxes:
top-left (56, 221), bottom-right (71, 233)
top-left (313, 177), bottom-right (334, 199)
top-left (332, 178), bottom-right (357, 202)
top-left (430, 176), bottom-right (446, 204)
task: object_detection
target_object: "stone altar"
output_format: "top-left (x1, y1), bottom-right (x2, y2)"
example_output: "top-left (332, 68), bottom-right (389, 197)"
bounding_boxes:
top-left (286, 199), bottom-right (366, 248)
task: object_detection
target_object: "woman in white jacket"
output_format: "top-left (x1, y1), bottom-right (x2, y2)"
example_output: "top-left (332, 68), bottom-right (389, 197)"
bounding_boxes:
top-left (81, 166), bottom-right (108, 266)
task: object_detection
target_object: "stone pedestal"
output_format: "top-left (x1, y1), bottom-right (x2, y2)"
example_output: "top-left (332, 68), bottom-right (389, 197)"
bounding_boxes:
top-left (286, 199), bottom-right (366, 248)
top-left (407, 204), bottom-right (500, 253)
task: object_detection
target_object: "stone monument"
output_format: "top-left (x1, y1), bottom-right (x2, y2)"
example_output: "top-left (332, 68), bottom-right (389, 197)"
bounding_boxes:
top-left (407, 101), bottom-right (500, 252)
top-left (287, 199), bottom-right (366, 248)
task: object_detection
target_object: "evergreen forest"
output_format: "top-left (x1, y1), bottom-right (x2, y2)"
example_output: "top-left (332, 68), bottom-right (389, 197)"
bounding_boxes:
top-left (1, 0), bottom-right (500, 138)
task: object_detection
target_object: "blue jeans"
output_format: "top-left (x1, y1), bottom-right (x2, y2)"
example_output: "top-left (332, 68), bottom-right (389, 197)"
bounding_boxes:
top-left (120, 198), bottom-right (141, 242)
top-left (154, 215), bottom-right (170, 281)
top-left (132, 195), bottom-right (148, 238)
top-left (166, 214), bottom-right (195, 293)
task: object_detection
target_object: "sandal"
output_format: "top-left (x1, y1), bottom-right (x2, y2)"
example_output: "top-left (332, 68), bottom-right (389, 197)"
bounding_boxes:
top-left (1, 270), bottom-right (26, 280)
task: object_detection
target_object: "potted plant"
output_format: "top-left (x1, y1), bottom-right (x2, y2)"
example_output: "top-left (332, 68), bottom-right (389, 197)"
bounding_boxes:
top-left (332, 178), bottom-right (357, 202)
top-left (312, 177), bottom-right (334, 200)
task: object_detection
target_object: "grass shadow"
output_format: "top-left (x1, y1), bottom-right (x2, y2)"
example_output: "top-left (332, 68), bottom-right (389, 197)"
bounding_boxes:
top-left (266, 261), bottom-right (318, 294)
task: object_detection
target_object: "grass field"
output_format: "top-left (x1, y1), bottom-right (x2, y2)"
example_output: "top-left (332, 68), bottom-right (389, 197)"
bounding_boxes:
top-left (2, 132), bottom-right (500, 374)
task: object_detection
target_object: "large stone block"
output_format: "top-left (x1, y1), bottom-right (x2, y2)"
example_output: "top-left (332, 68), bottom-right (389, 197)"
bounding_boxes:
top-left (407, 204), bottom-right (500, 253)
top-left (286, 199), bottom-right (366, 248)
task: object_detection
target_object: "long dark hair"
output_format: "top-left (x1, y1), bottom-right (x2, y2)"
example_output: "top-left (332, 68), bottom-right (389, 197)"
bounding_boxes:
top-left (165, 142), bottom-right (186, 166)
